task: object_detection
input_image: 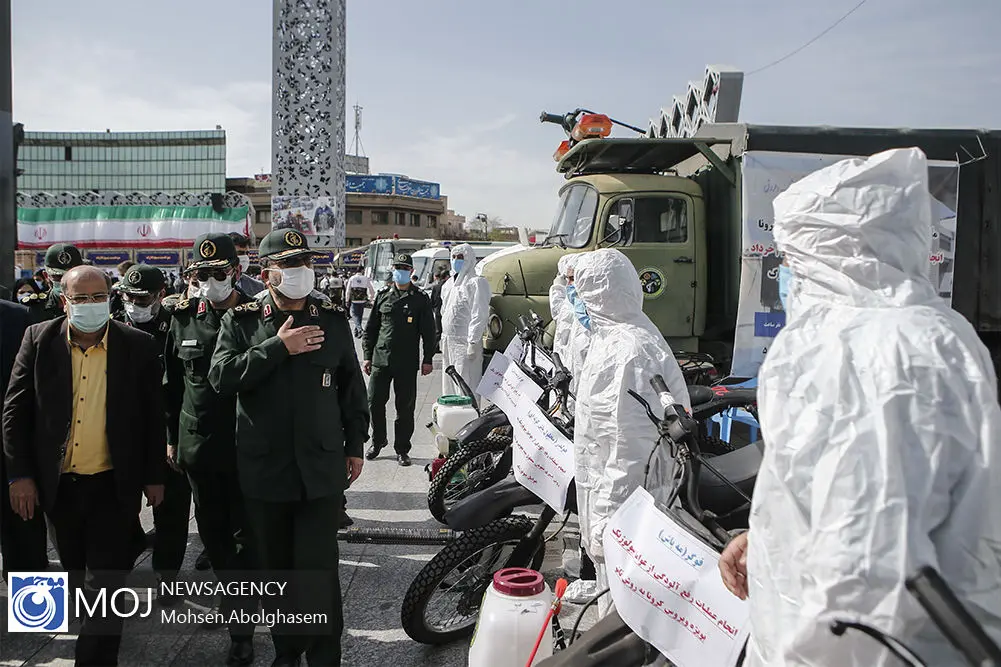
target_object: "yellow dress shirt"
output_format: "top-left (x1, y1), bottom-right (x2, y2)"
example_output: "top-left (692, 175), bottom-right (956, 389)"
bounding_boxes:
top-left (61, 327), bottom-right (112, 474)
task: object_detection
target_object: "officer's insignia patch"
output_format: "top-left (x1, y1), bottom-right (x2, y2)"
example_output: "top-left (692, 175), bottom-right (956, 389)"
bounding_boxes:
top-left (159, 321), bottom-right (168, 332)
top-left (309, 304), bottom-right (318, 318)
top-left (285, 231), bottom-right (304, 247)
top-left (176, 299), bottom-right (191, 311)
top-left (57, 250), bottom-right (72, 265)
top-left (128, 271), bottom-right (142, 285)
top-left (322, 371), bottom-right (331, 388)
top-left (263, 303), bottom-right (272, 318)
top-left (199, 239), bottom-right (217, 259)
top-left (197, 300), bottom-right (207, 315)
top-left (246, 301), bottom-right (260, 311)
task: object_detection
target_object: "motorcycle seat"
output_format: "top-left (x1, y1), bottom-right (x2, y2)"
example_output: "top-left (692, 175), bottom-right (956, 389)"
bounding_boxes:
top-left (697, 440), bottom-right (763, 517)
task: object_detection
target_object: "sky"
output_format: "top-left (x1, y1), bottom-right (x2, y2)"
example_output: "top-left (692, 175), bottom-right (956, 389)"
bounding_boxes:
top-left (12, 0), bottom-right (1001, 229)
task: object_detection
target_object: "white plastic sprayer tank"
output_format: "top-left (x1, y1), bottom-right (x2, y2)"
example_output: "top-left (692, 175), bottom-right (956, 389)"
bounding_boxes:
top-left (432, 395), bottom-right (478, 455)
top-left (468, 568), bottom-right (554, 666)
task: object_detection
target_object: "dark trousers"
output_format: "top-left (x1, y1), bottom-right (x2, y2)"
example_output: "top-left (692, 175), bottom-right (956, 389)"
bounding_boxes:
top-left (0, 456), bottom-right (48, 577)
top-left (350, 302), bottom-right (365, 332)
top-left (152, 468), bottom-right (191, 579)
top-left (186, 467), bottom-right (257, 639)
top-left (367, 365), bottom-right (418, 454)
top-left (245, 494), bottom-right (344, 666)
top-left (48, 471), bottom-right (136, 667)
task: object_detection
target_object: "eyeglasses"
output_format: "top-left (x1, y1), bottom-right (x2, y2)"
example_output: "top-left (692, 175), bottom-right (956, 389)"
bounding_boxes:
top-left (190, 268), bottom-right (232, 283)
top-left (122, 293), bottom-right (158, 307)
top-left (64, 293), bottom-right (109, 305)
top-left (274, 256), bottom-right (312, 269)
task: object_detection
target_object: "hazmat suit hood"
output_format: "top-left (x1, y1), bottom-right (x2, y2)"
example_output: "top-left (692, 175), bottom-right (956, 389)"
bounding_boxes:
top-left (773, 147), bottom-right (938, 313)
top-left (550, 253), bottom-right (589, 394)
top-left (571, 249), bottom-right (690, 578)
top-left (748, 148), bottom-right (1001, 666)
top-left (450, 243), bottom-right (478, 286)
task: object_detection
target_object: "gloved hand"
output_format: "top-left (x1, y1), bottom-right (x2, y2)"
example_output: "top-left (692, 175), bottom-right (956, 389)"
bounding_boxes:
top-left (466, 342), bottom-right (479, 357)
top-left (552, 273), bottom-right (567, 289)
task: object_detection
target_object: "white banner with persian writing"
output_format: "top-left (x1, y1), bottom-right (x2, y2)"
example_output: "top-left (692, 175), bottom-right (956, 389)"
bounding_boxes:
top-left (477, 341), bottom-right (574, 513)
top-left (731, 151), bottom-right (960, 377)
top-left (604, 488), bottom-right (750, 666)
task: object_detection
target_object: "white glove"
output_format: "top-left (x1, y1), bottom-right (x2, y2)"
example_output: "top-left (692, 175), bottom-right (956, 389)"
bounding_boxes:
top-left (553, 274), bottom-right (567, 288)
top-left (466, 342), bottom-right (479, 357)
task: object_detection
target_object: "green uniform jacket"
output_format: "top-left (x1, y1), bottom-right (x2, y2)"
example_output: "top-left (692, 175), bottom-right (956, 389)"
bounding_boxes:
top-left (112, 305), bottom-right (172, 368)
top-left (208, 292), bottom-right (370, 503)
top-left (362, 284), bottom-right (436, 369)
top-left (163, 292), bottom-right (253, 471)
top-left (20, 291), bottom-right (64, 324)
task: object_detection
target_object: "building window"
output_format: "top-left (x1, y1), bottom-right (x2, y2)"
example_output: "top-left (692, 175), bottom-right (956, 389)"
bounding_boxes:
top-left (372, 211), bottom-right (389, 225)
top-left (394, 212), bottom-right (406, 226)
top-left (410, 213), bottom-right (421, 227)
top-left (427, 215), bottom-right (438, 228)
top-left (346, 237), bottom-right (363, 247)
top-left (257, 210), bottom-right (272, 225)
top-left (64, 146), bottom-right (73, 161)
top-left (346, 210), bottom-right (362, 225)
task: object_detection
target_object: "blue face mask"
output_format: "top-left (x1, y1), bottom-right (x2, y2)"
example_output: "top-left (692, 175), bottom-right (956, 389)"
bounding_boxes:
top-left (451, 258), bottom-right (464, 275)
top-left (68, 301), bottom-right (110, 333)
top-left (50, 281), bottom-right (62, 296)
top-left (392, 268), bottom-right (412, 285)
top-left (565, 285), bottom-right (591, 330)
top-left (778, 264), bottom-right (793, 312)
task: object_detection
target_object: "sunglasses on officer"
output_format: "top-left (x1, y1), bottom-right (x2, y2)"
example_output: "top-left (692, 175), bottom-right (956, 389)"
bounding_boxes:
top-left (273, 256), bottom-right (313, 270)
top-left (188, 267), bottom-right (234, 283)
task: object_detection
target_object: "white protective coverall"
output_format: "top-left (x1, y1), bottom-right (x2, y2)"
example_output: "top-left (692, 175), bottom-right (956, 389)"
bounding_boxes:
top-left (549, 253), bottom-right (590, 396)
top-left (748, 147), bottom-right (1001, 665)
top-left (440, 243), bottom-right (491, 398)
top-left (573, 249), bottom-right (691, 612)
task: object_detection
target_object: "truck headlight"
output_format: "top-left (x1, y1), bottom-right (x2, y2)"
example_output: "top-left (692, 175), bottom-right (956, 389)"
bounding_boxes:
top-left (488, 313), bottom-right (503, 339)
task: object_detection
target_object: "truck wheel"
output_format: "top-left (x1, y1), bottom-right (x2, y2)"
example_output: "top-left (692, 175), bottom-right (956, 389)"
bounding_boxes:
top-left (400, 516), bottom-right (545, 645)
top-left (427, 434), bottom-right (513, 524)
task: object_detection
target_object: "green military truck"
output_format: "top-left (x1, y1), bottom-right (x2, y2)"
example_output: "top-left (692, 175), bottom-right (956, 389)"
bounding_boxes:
top-left (479, 123), bottom-right (1001, 379)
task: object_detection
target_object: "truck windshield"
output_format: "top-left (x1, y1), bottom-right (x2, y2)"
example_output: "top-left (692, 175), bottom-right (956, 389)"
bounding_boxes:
top-left (412, 256), bottom-right (430, 284)
top-left (547, 184), bottom-right (597, 248)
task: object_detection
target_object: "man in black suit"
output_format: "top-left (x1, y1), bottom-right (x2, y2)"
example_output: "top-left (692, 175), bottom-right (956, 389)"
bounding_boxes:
top-left (0, 299), bottom-right (48, 578)
top-left (3, 265), bottom-right (166, 666)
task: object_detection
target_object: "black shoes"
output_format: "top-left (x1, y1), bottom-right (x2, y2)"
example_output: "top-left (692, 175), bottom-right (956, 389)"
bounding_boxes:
top-left (271, 654), bottom-right (303, 667)
top-left (365, 443), bottom-right (386, 460)
top-left (194, 548), bottom-right (212, 571)
top-left (226, 638), bottom-right (254, 666)
top-left (397, 453), bottom-right (412, 467)
top-left (156, 576), bottom-right (182, 607)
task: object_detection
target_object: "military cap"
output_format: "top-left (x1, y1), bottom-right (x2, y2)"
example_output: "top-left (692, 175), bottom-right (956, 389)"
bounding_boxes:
top-left (189, 233), bottom-right (238, 270)
top-left (44, 243), bottom-right (84, 276)
top-left (258, 228), bottom-right (319, 261)
top-left (120, 263), bottom-right (166, 296)
top-left (393, 252), bottom-right (414, 268)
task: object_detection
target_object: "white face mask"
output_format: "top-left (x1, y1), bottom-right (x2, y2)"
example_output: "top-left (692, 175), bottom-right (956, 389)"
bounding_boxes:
top-left (271, 266), bottom-right (314, 300)
top-left (198, 277), bottom-right (234, 303)
top-left (124, 301), bottom-right (158, 324)
top-left (238, 255), bottom-right (251, 272)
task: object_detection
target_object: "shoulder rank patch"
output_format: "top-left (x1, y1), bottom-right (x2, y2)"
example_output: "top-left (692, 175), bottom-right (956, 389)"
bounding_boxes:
top-left (320, 301), bottom-right (346, 314)
top-left (197, 300), bottom-right (207, 315)
top-left (232, 302), bottom-right (261, 315)
top-left (164, 298), bottom-right (191, 313)
top-left (263, 303), bottom-right (273, 318)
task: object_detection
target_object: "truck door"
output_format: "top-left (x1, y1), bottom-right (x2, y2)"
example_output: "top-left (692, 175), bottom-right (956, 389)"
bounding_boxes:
top-left (607, 195), bottom-right (697, 339)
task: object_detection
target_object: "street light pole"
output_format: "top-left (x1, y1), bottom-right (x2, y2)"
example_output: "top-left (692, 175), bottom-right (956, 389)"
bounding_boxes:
top-left (0, 0), bottom-right (14, 297)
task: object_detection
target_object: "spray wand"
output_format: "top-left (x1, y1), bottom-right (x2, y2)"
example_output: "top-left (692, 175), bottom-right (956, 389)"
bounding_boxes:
top-left (525, 578), bottom-right (568, 666)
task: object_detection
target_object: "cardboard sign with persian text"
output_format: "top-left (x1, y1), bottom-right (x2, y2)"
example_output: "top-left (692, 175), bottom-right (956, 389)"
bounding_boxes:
top-left (603, 488), bottom-right (750, 666)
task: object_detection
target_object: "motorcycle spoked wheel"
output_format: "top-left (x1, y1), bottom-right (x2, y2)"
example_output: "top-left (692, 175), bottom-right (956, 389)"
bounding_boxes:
top-left (427, 434), bottom-right (513, 524)
top-left (400, 516), bottom-right (545, 645)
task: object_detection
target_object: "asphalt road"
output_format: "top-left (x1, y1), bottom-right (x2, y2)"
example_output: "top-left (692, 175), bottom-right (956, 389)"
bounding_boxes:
top-left (0, 329), bottom-right (594, 667)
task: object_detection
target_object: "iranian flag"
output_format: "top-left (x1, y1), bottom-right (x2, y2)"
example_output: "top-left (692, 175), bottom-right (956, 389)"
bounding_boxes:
top-left (18, 205), bottom-right (251, 249)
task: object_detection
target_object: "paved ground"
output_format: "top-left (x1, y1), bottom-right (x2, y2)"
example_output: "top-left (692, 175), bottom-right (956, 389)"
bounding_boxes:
top-left (1, 328), bottom-right (594, 666)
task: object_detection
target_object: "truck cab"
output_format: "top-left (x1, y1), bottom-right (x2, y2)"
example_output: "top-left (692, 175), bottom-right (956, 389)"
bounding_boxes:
top-left (479, 139), bottom-right (719, 355)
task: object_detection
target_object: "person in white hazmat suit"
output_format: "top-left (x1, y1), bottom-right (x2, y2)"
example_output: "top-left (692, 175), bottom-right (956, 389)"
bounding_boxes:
top-left (440, 243), bottom-right (491, 398)
top-left (718, 147), bottom-right (1001, 665)
top-left (572, 248), bottom-right (691, 615)
top-left (549, 253), bottom-right (591, 395)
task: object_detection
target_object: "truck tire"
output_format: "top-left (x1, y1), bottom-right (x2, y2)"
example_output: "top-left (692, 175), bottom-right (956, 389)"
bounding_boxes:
top-left (400, 516), bottom-right (545, 645)
top-left (427, 434), bottom-right (513, 524)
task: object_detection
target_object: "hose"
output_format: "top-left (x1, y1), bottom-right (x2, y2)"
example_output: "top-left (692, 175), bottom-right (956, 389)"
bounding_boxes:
top-left (567, 588), bottom-right (611, 646)
top-left (526, 579), bottom-right (569, 666)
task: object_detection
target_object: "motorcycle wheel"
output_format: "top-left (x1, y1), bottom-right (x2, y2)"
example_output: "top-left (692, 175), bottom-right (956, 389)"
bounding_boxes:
top-left (427, 433), bottom-right (513, 524)
top-left (401, 516), bottom-right (546, 645)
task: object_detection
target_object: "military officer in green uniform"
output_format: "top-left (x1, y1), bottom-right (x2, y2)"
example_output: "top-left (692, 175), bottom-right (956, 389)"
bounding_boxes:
top-left (163, 233), bottom-right (257, 666)
top-left (210, 229), bottom-right (369, 667)
top-left (114, 264), bottom-right (192, 605)
top-left (363, 253), bottom-right (436, 466)
top-left (22, 243), bottom-right (84, 322)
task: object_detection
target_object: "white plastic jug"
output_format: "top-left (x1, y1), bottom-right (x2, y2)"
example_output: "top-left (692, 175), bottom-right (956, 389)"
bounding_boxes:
top-left (433, 396), bottom-right (478, 439)
top-left (468, 568), bottom-right (553, 667)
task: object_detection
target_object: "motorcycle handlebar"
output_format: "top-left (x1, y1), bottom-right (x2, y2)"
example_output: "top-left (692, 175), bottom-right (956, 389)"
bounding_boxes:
top-left (540, 111), bottom-right (566, 126)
